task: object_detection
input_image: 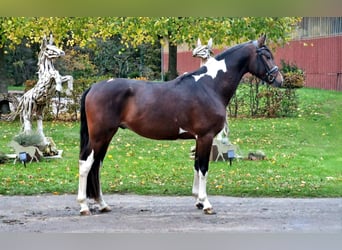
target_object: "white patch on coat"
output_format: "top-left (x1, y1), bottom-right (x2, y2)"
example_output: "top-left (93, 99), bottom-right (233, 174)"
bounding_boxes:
top-left (179, 127), bottom-right (188, 134)
top-left (193, 57), bottom-right (227, 82)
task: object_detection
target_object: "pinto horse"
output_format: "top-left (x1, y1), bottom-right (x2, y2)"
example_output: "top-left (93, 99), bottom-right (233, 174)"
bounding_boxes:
top-left (77, 34), bottom-right (283, 215)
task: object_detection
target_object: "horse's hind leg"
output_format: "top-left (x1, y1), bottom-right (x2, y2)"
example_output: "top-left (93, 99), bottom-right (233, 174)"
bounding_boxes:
top-left (78, 150), bottom-right (95, 215)
top-left (94, 160), bottom-right (111, 213)
top-left (78, 150), bottom-right (113, 215)
top-left (77, 150), bottom-right (112, 215)
top-left (78, 127), bottom-right (117, 215)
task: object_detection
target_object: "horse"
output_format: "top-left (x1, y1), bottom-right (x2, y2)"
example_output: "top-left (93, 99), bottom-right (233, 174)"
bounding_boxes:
top-left (9, 35), bottom-right (73, 145)
top-left (77, 34), bottom-right (283, 215)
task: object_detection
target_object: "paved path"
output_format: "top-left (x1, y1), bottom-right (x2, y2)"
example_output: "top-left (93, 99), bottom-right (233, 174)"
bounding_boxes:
top-left (0, 194), bottom-right (341, 232)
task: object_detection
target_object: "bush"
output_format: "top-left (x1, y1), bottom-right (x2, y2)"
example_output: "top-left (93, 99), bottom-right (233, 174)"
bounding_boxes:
top-left (55, 49), bottom-right (98, 79)
top-left (280, 60), bottom-right (305, 88)
top-left (12, 132), bottom-right (44, 147)
top-left (91, 36), bottom-right (161, 80)
top-left (228, 76), bottom-right (298, 118)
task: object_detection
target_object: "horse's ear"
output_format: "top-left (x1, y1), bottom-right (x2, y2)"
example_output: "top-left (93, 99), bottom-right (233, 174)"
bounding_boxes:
top-left (197, 38), bottom-right (202, 47)
top-left (41, 35), bottom-right (47, 49)
top-left (208, 38), bottom-right (213, 50)
top-left (257, 34), bottom-right (267, 47)
top-left (49, 34), bottom-right (54, 45)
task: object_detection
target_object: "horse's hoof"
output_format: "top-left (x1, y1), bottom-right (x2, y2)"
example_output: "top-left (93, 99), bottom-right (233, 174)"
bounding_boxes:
top-left (196, 203), bottom-right (204, 209)
top-left (80, 210), bottom-right (91, 216)
top-left (203, 208), bottom-right (216, 215)
top-left (100, 206), bottom-right (112, 213)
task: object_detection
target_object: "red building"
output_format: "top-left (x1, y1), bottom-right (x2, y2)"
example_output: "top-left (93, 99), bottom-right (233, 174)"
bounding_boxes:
top-left (275, 17), bottom-right (342, 91)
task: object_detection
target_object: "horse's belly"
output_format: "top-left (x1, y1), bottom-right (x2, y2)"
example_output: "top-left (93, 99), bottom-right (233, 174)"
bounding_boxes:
top-left (125, 121), bottom-right (181, 140)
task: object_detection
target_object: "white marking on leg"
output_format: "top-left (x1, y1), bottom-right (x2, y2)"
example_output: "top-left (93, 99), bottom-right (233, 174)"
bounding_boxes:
top-left (192, 169), bottom-right (199, 197)
top-left (77, 150), bottom-right (94, 214)
top-left (96, 191), bottom-right (110, 211)
top-left (95, 161), bottom-right (111, 212)
top-left (193, 57), bottom-right (227, 82)
top-left (198, 171), bottom-right (212, 211)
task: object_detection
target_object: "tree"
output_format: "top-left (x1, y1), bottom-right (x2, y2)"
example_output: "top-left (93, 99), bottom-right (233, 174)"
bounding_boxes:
top-left (0, 17), bottom-right (301, 112)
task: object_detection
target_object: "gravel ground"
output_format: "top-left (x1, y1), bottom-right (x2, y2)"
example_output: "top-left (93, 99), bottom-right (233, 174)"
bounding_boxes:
top-left (0, 194), bottom-right (341, 233)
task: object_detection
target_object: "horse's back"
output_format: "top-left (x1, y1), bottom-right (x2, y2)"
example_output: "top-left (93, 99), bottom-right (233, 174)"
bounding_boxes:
top-left (85, 79), bottom-right (135, 121)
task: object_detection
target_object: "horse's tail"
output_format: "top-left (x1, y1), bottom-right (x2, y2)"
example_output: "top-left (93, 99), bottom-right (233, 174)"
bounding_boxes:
top-left (80, 87), bottom-right (91, 158)
top-left (79, 87), bottom-right (100, 199)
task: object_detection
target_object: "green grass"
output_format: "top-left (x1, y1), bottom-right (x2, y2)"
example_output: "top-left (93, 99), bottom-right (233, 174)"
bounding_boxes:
top-left (7, 85), bottom-right (24, 91)
top-left (0, 88), bottom-right (341, 197)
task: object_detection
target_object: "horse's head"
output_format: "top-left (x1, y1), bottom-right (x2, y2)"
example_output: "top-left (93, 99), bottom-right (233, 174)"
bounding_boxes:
top-left (41, 34), bottom-right (65, 59)
top-left (249, 34), bottom-right (283, 87)
top-left (192, 38), bottom-right (213, 60)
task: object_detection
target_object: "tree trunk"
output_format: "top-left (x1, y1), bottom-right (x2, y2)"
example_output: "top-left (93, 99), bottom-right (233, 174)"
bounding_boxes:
top-left (168, 43), bottom-right (178, 80)
top-left (0, 47), bottom-right (10, 114)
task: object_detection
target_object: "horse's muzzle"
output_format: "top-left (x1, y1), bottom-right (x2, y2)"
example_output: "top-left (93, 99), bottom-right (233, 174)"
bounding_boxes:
top-left (271, 71), bottom-right (284, 88)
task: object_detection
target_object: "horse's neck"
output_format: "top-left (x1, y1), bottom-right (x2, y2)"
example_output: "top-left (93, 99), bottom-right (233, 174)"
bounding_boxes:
top-left (214, 55), bottom-right (250, 107)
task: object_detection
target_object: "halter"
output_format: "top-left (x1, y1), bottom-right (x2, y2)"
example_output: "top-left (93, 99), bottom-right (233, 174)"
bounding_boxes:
top-left (256, 47), bottom-right (279, 83)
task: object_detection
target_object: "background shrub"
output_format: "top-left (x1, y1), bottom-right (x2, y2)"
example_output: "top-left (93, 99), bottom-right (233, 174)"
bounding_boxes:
top-left (228, 76), bottom-right (299, 118)
top-left (280, 60), bottom-right (305, 89)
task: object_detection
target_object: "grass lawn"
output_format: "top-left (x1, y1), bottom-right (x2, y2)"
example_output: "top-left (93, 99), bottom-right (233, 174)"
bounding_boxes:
top-left (0, 88), bottom-right (341, 197)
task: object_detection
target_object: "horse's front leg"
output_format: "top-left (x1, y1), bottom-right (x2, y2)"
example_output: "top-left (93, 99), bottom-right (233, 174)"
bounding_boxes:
top-left (193, 135), bottom-right (215, 214)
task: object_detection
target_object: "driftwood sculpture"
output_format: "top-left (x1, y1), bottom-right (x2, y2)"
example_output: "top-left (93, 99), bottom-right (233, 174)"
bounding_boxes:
top-left (192, 38), bottom-right (214, 66)
top-left (9, 34), bottom-right (73, 145)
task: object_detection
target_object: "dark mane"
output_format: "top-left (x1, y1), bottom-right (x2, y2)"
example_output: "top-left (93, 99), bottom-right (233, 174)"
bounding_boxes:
top-left (215, 41), bottom-right (252, 61)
